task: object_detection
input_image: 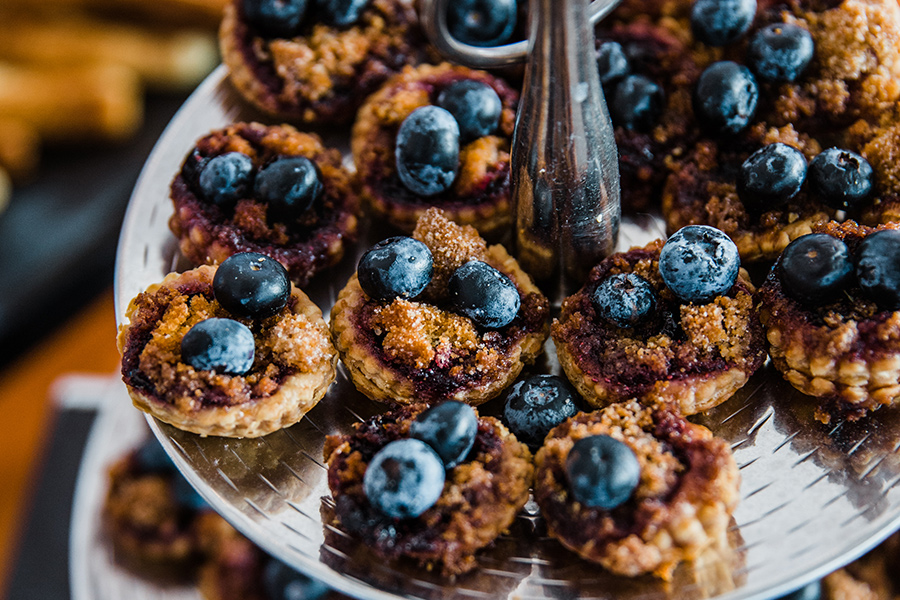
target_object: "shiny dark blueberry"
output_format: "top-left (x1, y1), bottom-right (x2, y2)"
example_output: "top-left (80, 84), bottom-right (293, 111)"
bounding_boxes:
top-left (690, 0), bottom-right (757, 47)
top-left (659, 225), bottom-right (740, 303)
top-left (856, 229), bottom-right (900, 310)
top-left (362, 439), bottom-right (445, 519)
top-left (448, 260), bottom-right (520, 328)
top-left (395, 106), bottom-right (460, 196)
top-left (807, 148), bottom-right (874, 211)
top-left (738, 143), bottom-right (808, 210)
top-left (446, 0), bottom-right (517, 47)
top-left (254, 156), bottom-right (322, 221)
top-left (748, 23), bottom-right (815, 82)
top-left (694, 61), bottom-right (759, 135)
top-left (778, 581), bottom-right (822, 600)
top-left (317, 0), bottom-right (368, 27)
top-left (182, 148), bottom-right (207, 190)
top-left (409, 401), bottom-right (478, 468)
top-left (503, 375), bottom-right (579, 449)
top-left (181, 318), bottom-right (255, 375)
top-left (591, 273), bottom-right (657, 327)
top-left (213, 252), bottom-right (291, 319)
top-left (357, 236), bottom-right (433, 301)
top-left (436, 80), bottom-right (502, 143)
top-left (198, 152), bottom-right (254, 208)
top-left (596, 41), bottom-right (630, 87)
top-left (611, 75), bottom-right (664, 132)
top-left (242, 0), bottom-right (309, 38)
top-left (565, 435), bottom-right (641, 509)
top-left (262, 557), bottom-right (331, 600)
top-left (778, 233), bottom-right (854, 305)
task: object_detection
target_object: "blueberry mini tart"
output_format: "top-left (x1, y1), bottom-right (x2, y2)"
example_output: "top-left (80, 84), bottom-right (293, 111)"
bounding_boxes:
top-left (534, 401), bottom-right (740, 579)
top-left (220, 0), bottom-right (425, 124)
top-left (759, 220), bottom-right (900, 422)
top-left (330, 208), bottom-right (550, 405)
top-left (118, 256), bottom-right (337, 438)
top-left (552, 226), bottom-right (767, 415)
top-left (351, 62), bottom-right (518, 236)
top-left (323, 403), bottom-right (534, 575)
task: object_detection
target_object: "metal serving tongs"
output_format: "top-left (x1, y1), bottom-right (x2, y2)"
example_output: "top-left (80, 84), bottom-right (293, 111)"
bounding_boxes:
top-left (420, 0), bottom-right (623, 295)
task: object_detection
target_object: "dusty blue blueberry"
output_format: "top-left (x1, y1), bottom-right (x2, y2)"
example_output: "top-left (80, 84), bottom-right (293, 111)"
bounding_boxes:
top-left (738, 143), bottom-right (807, 211)
top-left (690, 0), bottom-right (757, 47)
top-left (611, 75), bottom-right (664, 132)
top-left (363, 439), bottom-right (445, 519)
top-left (242, 0), bottom-right (309, 37)
top-left (198, 152), bottom-right (254, 208)
top-left (778, 233), bottom-right (854, 305)
top-left (181, 318), bottom-right (255, 375)
top-left (410, 401), bottom-right (478, 468)
top-left (395, 106), bottom-right (460, 196)
top-left (436, 80), bottom-right (502, 142)
top-left (659, 225), bottom-right (740, 303)
top-left (254, 156), bottom-right (322, 221)
top-left (448, 260), bottom-right (520, 328)
top-left (447, 0), bottom-right (517, 47)
top-left (694, 61), bottom-right (759, 135)
top-left (596, 41), bottom-right (630, 87)
top-left (565, 435), bottom-right (640, 509)
top-left (856, 229), bottom-right (900, 310)
top-left (591, 273), bottom-right (657, 327)
top-left (503, 375), bottom-right (579, 449)
top-left (807, 148), bottom-right (874, 211)
top-left (317, 0), bottom-right (368, 27)
top-left (748, 23), bottom-right (814, 82)
top-left (357, 236), bottom-right (433, 301)
top-left (262, 556), bottom-right (330, 600)
top-left (214, 252), bottom-right (291, 319)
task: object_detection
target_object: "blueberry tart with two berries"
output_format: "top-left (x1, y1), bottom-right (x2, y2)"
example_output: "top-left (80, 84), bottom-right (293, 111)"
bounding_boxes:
top-left (352, 62), bottom-right (518, 236)
top-left (760, 220), bottom-right (900, 422)
top-left (552, 225), bottom-right (767, 416)
top-left (330, 208), bottom-right (549, 406)
top-left (118, 252), bottom-right (337, 438)
top-left (323, 401), bottom-right (534, 575)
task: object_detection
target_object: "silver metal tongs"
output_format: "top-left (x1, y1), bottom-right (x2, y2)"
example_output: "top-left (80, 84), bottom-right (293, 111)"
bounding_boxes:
top-left (419, 0), bottom-right (623, 293)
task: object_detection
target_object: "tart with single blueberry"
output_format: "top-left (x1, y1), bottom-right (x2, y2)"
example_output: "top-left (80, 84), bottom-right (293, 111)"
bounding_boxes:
top-left (169, 122), bottom-right (358, 287)
top-left (552, 225), bottom-right (767, 415)
top-left (118, 252), bottom-right (337, 438)
top-left (323, 402), bottom-right (533, 575)
top-left (220, 0), bottom-right (425, 124)
top-left (330, 208), bottom-right (549, 405)
top-left (352, 62), bottom-right (518, 237)
top-left (534, 401), bottom-right (740, 579)
top-left (759, 220), bottom-right (900, 422)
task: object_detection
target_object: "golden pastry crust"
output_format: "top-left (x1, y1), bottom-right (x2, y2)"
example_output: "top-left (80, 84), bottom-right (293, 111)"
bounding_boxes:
top-left (118, 265), bottom-right (337, 438)
top-left (323, 404), bottom-right (534, 576)
top-left (351, 62), bottom-right (518, 237)
top-left (534, 402), bottom-right (740, 580)
top-left (759, 220), bottom-right (900, 422)
top-left (330, 209), bottom-right (549, 405)
top-left (552, 239), bottom-right (766, 416)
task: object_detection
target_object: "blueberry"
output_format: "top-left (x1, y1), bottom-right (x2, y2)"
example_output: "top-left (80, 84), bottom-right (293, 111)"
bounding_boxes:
top-left (748, 23), bottom-right (814, 82)
top-left (610, 74), bottom-right (664, 133)
top-left (694, 61), bottom-right (759, 135)
top-left (182, 148), bottom-right (207, 191)
top-left (242, 0), bottom-right (309, 38)
top-left (447, 0), bottom-right (517, 47)
top-left (317, 0), bottom-right (368, 27)
top-left (395, 106), bottom-right (460, 196)
top-left (357, 236), bottom-right (433, 301)
top-left (565, 435), bottom-right (641, 509)
top-left (135, 438), bottom-right (175, 473)
top-left (213, 252), bottom-right (291, 319)
top-left (436, 80), bottom-right (502, 143)
top-left (659, 225), bottom-right (741, 303)
top-left (779, 581), bottom-right (822, 600)
top-left (778, 233), bottom-right (854, 305)
top-left (262, 557), bottom-right (330, 600)
top-left (198, 152), bottom-right (254, 208)
top-left (409, 401), bottom-right (478, 468)
top-left (363, 439), bottom-right (445, 519)
top-left (690, 0), bottom-right (757, 47)
top-left (807, 148), bottom-right (874, 211)
top-left (181, 318), bottom-right (255, 374)
top-left (596, 41), bottom-right (630, 87)
top-left (738, 143), bottom-right (808, 210)
top-left (503, 375), bottom-right (579, 449)
top-left (254, 156), bottom-right (322, 221)
top-left (591, 273), bottom-right (657, 327)
top-left (448, 260), bottom-right (520, 328)
top-left (855, 229), bottom-right (900, 310)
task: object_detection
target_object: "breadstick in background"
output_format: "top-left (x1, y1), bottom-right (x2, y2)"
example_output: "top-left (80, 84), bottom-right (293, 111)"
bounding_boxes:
top-left (0, 62), bottom-right (143, 142)
top-left (2, 0), bottom-right (227, 28)
top-left (0, 119), bottom-right (40, 183)
top-left (0, 15), bottom-right (218, 90)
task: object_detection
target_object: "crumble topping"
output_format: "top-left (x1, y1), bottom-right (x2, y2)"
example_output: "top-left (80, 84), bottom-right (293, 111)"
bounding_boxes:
top-left (681, 292), bottom-right (756, 362)
top-left (454, 136), bottom-right (509, 197)
top-left (412, 207), bottom-right (489, 298)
